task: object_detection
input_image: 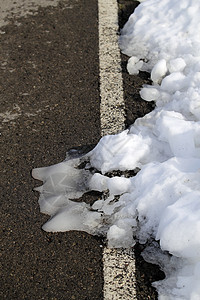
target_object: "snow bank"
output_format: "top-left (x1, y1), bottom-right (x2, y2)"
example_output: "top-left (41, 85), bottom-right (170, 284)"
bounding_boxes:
top-left (33, 0), bottom-right (200, 298)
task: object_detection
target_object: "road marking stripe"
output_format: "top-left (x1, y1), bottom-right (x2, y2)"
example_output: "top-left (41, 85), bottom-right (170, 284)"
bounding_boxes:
top-left (98, 0), bottom-right (137, 298)
top-left (103, 248), bottom-right (137, 299)
top-left (98, 0), bottom-right (125, 136)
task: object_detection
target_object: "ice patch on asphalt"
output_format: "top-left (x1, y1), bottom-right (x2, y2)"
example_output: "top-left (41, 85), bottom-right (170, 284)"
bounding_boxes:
top-left (33, 0), bottom-right (200, 298)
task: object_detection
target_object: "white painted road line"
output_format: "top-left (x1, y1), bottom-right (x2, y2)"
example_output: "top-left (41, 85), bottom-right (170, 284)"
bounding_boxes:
top-left (103, 248), bottom-right (137, 300)
top-left (98, 0), bottom-right (125, 136)
top-left (98, 0), bottom-right (137, 298)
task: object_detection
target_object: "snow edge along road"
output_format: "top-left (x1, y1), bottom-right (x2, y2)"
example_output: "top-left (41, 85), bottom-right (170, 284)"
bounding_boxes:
top-left (98, 0), bottom-right (137, 299)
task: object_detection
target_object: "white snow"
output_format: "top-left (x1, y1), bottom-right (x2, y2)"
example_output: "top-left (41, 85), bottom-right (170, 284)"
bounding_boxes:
top-left (168, 58), bottom-right (186, 74)
top-left (127, 56), bottom-right (143, 75)
top-left (151, 59), bottom-right (168, 83)
top-left (32, 0), bottom-right (200, 298)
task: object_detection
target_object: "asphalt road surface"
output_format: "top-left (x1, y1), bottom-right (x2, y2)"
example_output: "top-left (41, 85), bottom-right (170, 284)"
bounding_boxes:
top-left (0, 0), bottom-right (164, 299)
top-left (1, 1), bottom-right (103, 299)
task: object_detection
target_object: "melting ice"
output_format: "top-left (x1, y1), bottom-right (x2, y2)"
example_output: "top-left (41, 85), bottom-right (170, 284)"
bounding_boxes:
top-left (33, 0), bottom-right (200, 299)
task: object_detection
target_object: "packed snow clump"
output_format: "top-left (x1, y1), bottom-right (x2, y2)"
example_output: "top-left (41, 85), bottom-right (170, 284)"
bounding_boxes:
top-left (33, 0), bottom-right (200, 299)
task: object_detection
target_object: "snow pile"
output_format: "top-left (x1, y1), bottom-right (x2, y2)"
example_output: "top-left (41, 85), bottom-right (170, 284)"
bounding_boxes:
top-left (33, 0), bottom-right (200, 298)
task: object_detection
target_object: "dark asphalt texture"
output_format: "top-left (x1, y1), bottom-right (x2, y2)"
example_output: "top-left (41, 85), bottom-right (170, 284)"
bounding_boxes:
top-left (0, 1), bottom-right (103, 299)
top-left (0, 0), bottom-right (165, 299)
